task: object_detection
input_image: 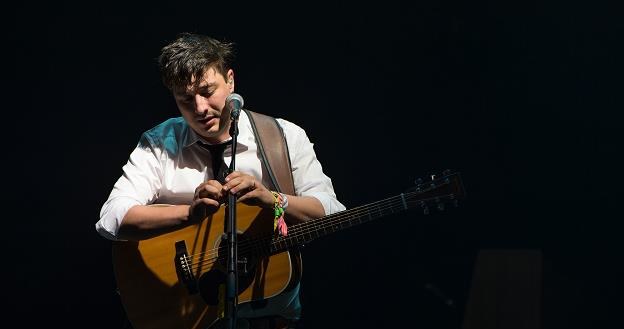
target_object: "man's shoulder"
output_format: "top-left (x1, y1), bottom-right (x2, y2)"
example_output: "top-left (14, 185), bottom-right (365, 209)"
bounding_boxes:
top-left (143, 117), bottom-right (187, 140)
top-left (242, 110), bottom-right (304, 136)
top-left (275, 117), bottom-right (307, 138)
top-left (140, 117), bottom-right (189, 155)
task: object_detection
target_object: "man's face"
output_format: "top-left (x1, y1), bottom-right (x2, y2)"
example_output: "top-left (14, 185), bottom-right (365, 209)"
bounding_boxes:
top-left (173, 67), bottom-right (234, 143)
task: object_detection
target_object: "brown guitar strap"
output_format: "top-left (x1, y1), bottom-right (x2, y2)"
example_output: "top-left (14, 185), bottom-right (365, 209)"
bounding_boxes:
top-left (244, 110), bottom-right (303, 320)
top-left (244, 109), bottom-right (295, 196)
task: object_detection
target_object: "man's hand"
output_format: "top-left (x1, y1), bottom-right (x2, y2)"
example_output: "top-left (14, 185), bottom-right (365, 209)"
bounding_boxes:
top-left (223, 171), bottom-right (274, 209)
top-left (188, 180), bottom-right (227, 223)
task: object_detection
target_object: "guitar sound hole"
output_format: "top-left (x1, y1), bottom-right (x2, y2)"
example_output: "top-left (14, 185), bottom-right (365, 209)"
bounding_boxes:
top-left (197, 234), bottom-right (257, 306)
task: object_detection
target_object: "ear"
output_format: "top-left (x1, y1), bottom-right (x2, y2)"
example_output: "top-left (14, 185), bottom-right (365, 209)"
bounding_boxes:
top-left (226, 69), bottom-right (234, 91)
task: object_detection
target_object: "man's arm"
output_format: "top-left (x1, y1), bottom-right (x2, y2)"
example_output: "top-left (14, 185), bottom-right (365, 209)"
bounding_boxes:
top-left (118, 179), bottom-right (227, 241)
top-left (224, 171), bottom-right (327, 224)
top-left (117, 204), bottom-right (191, 241)
top-left (278, 119), bottom-right (347, 217)
top-left (281, 195), bottom-right (326, 224)
top-left (117, 184), bottom-right (323, 240)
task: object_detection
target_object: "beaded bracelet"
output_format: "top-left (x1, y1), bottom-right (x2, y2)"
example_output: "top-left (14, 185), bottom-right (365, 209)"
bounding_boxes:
top-left (271, 191), bottom-right (288, 236)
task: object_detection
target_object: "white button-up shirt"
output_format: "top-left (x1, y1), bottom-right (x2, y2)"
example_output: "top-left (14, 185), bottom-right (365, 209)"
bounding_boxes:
top-left (96, 110), bottom-right (345, 240)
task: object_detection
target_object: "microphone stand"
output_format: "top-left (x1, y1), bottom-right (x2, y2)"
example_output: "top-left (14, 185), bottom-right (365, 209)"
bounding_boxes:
top-left (225, 110), bottom-right (240, 329)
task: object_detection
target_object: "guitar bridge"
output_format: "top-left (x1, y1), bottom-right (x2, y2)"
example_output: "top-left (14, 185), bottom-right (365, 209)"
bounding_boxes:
top-left (174, 240), bottom-right (198, 294)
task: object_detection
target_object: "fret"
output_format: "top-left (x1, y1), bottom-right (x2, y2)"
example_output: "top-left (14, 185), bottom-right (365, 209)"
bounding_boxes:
top-left (373, 205), bottom-right (382, 220)
top-left (321, 218), bottom-right (327, 235)
top-left (305, 221), bottom-right (313, 242)
top-left (311, 219), bottom-right (320, 241)
top-left (355, 215), bottom-right (363, 226)
top-left (268, 238), bottom-right (275, 254)
top-left (269, 238), bottom-right (276, 254)
top-left (346, 212), bottom-right (354, 229)
top-left (295, 231), bottom-right (302, 245)
top-left (400, 193), bottom-right (407, 210)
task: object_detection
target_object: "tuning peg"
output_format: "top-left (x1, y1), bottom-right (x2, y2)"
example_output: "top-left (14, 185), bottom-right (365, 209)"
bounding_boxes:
top-left (414, 178), bottom-right (424, 191)
top-left (437, 202), bottom-right (445, 211)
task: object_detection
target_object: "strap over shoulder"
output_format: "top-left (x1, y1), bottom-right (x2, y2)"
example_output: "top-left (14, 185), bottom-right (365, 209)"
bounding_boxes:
top-left (244, 109), bottom-right (295, 196)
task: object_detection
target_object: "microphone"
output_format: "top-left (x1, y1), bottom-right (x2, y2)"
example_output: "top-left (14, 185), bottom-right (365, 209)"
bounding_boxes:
top-left (226, 93), bottom-right (244, 119)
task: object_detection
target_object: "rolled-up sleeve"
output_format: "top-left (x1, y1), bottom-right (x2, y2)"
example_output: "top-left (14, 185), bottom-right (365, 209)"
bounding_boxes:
top-left (279, 119), bottom-right (346, 215)
top-left (96, 134), bottom-right (163, 240)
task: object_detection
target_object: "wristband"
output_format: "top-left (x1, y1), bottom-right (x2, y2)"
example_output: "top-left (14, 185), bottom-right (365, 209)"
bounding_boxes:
top-left (271, 191), bottom-right (288, 236)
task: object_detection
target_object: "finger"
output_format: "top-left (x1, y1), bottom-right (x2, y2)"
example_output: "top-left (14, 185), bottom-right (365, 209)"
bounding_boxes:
top-left (238, 179), bottom-right (258, 196)
top-left (197, 183), bottom-right (224, 199)
top-left (223, 176), bottom-right (246, 193)
top-left (205, 180), bottom-right (224, 189)
top-left (194, 182), bottom-right (208, 196)
top-left (189, 198), bottom-right (220, 222)
top-left (207, 180), bottom-right (227, 200)
top-left (196, 197), bottom-right (220, 208)
top-left (224, 171), bottom-right (243, 183)
top-left (199, 184), bottom-right (221, 194)
top-left (236, 189), bottom-right (255, 203)
top-left (195, 180), bottom-right (221, 195)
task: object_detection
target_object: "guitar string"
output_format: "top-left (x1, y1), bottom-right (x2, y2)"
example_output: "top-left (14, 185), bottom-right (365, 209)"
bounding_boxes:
top-left (185, 191), bottom-right (453, 271)
top-left (185, 191), bottom-right (452, 269)
top-left (185, 193), bottom-right (407, 265)
top-left (183, 193), bottom-right (408, 265)
top-left (186, 193), bottom-right (452, 271)
top-left (186, 197), bottom-right (410, 272)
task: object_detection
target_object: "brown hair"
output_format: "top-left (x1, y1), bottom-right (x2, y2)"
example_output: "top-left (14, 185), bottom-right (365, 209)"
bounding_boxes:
top-left (158, 33), bottom-right (234, 91)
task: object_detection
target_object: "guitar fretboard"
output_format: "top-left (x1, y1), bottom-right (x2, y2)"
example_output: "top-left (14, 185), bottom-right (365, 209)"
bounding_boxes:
top-left (269, 194), bottom-right (408, 253)
top-left (243, 173), bottom-right (462, 257)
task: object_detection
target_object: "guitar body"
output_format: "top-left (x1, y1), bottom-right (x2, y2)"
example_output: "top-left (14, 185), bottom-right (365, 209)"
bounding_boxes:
top-left (112, 204), bottom-right (302, 329)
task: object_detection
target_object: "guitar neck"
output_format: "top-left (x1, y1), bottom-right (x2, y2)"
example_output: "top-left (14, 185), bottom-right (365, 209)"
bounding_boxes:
top-left (265, 172), bottom-right (463, 255)
top-left (268, 195), bottom-right (402, 253)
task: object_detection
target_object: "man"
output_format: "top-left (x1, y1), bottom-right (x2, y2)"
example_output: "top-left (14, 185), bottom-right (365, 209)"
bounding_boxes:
top-left (96, 33), bottom-right (345, 328)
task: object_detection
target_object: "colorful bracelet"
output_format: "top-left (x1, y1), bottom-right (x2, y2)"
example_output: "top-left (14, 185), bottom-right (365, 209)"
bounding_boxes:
top-left (271, 191), bottom-right (288, 236)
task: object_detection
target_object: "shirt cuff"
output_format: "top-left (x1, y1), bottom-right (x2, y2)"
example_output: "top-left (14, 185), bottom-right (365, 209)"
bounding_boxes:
top-left (300, 191), bottom-right (346, 216)
top-left (96, 197), bottom-right (142, 241)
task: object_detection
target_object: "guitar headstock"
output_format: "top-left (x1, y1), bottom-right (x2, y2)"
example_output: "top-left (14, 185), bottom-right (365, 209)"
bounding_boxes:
top-left (405, 170), bottom-right (466, 214)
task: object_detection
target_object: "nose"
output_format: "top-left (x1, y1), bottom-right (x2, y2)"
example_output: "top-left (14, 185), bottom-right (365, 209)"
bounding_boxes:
top-left (194, 94), bottom-right (210, 116)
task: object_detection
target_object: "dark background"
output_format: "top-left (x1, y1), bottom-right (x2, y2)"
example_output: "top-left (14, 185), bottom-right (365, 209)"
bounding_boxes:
top-left (8, 1), bottom-right (622, 328)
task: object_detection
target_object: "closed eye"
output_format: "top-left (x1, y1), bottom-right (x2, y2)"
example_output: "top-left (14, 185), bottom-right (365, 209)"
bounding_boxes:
top-left (178, 96), bottom-right (194, 104)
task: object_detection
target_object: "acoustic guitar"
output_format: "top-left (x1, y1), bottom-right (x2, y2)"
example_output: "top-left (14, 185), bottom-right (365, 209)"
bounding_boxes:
top-left (112, 170), bottom-right (465, 329)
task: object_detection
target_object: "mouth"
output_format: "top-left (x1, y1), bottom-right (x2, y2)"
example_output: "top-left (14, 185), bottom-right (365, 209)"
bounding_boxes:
top-left (197, 115), bottom-right (218, 125)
